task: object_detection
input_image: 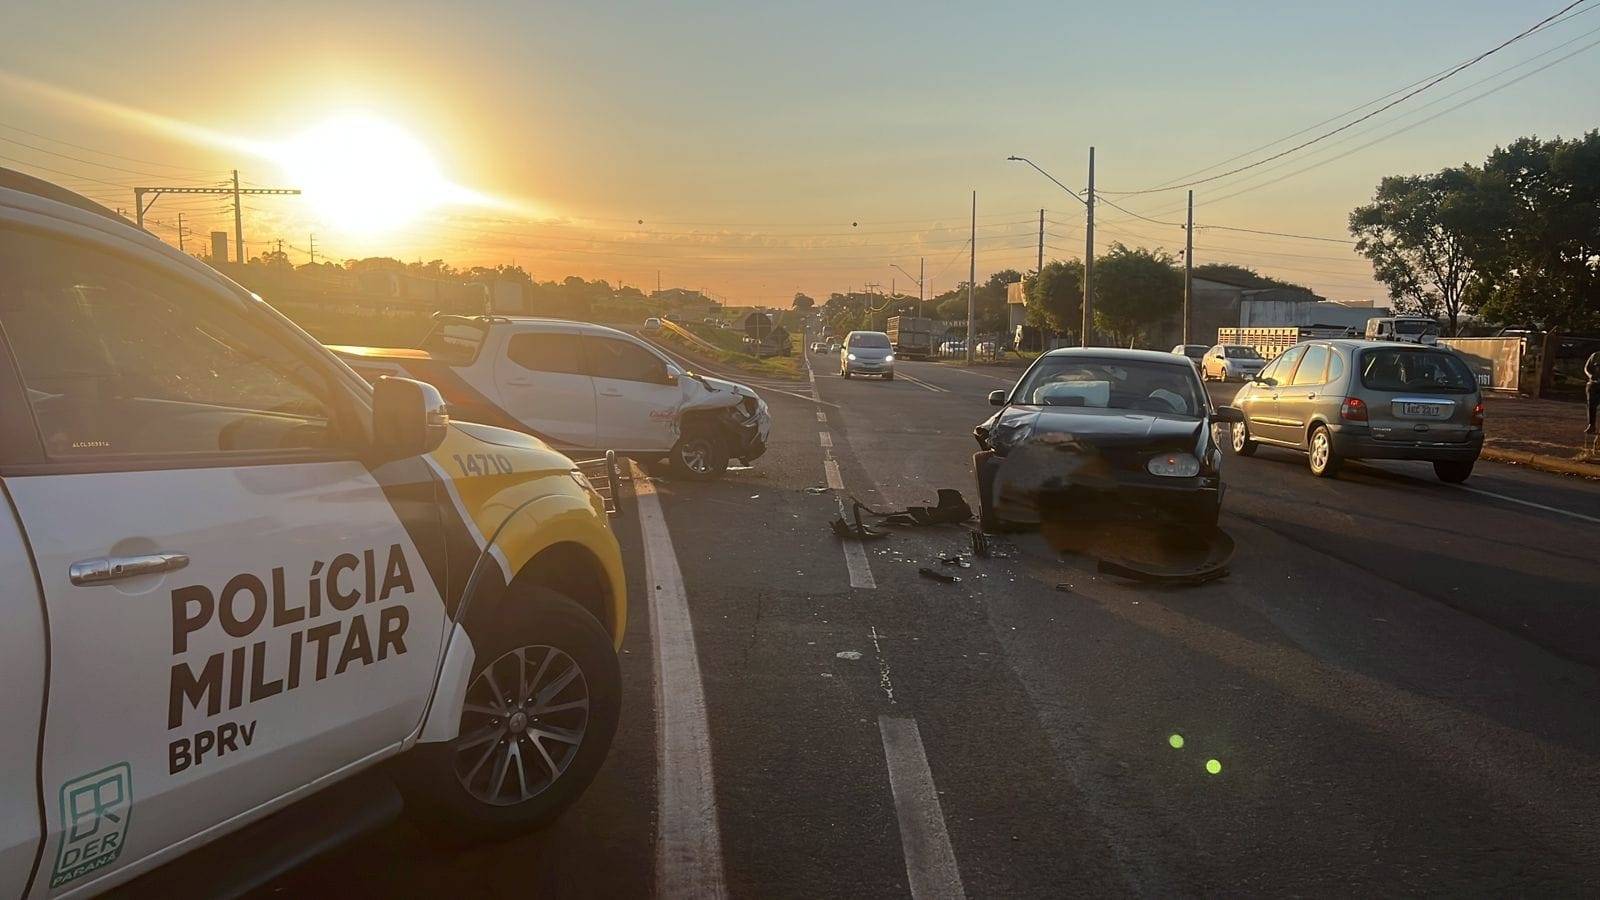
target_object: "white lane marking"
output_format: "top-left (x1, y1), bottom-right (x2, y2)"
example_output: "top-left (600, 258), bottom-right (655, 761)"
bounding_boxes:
top-left (925, 364), bottom-right (1014, 383)
top-left (819, 432), bottom-right (834, 449)
top-left (878, 716), bottom-right (967, 900)
top-left (869, 624), bottom-right (894, 702)
top-left (633, 472), bottom-right (729, 900)
top-left (824, 458), bottom-right (845, 490)
top-left (1458, 484), bottom-right (1600, 525)
top-left (834, 495), bottom-right (877, 589)
top-left (896, 371), bottom-right (948, 393)
top-left (817, 411), bottom-right (827, 422)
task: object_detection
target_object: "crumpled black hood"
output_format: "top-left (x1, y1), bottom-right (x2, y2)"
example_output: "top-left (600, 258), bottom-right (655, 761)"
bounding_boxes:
top-left (985, 405), bottom-right (1204, 453)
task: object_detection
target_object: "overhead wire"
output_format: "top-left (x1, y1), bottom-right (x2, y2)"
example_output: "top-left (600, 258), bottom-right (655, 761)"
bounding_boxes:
top-left (1100, 0), bottom-right (1593, 195)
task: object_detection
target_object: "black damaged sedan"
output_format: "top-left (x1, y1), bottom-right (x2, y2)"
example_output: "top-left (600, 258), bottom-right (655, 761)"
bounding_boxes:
top-left (973, 347), bottom-right (1243, 532)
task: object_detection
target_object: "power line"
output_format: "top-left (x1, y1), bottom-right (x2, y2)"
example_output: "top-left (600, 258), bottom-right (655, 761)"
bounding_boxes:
top-left (1101, 0), bottom-right (1592, 195)
top-left (0, 134), bottom-right (223, 183)
top-left (0, 121), bottom-right (223, 175)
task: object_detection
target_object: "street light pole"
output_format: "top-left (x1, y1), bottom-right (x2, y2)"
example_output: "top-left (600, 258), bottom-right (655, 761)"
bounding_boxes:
top-left (967, 190), bottom-right (976, 365)
top-left (1183, 190), bottom-right (1194, 346)
top-left (1083, 147), bottom-right (1095, 348)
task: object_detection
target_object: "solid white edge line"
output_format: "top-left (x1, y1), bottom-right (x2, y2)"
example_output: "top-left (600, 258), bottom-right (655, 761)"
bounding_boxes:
top-left (878, 716), bottom-right (966, 900)
top-left (633, 470), bottom-right (730, 900)
top-left (1458, 484), bottom-right (1600, 525)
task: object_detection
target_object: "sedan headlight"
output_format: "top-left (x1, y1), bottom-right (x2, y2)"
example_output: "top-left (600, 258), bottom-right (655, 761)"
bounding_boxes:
top-left (847, 353), bottom-right (857, 360)
top-left (1147, 452), bottom-right (1201, 477)
top-left (884, 354), bottom-right (894, 362)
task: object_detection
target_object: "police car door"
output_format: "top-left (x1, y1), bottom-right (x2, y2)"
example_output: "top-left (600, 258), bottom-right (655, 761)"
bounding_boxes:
top-left (0, 220), bottom-right (449, 893)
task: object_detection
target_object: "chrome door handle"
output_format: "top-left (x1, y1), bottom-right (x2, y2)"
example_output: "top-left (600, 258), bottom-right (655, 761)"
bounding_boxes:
top-left (70, 553), bottom-right (189, 586)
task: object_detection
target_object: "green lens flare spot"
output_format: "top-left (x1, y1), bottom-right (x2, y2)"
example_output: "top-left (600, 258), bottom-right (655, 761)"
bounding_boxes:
top-left (1206, 759), bottom-right (1223, 775)
top-left (1168, 734), bottom-right (1184, 749)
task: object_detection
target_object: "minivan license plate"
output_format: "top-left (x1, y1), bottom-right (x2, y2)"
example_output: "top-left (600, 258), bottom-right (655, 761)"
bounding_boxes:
top-left (1400, 402), bottom-right (1444, 417)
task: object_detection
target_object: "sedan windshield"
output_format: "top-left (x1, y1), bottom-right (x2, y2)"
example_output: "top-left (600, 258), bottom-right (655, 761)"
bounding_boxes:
top-left (1014, 358), bottom-right (1203, 417)
top-left (849, 333), bottom-right (890, 349)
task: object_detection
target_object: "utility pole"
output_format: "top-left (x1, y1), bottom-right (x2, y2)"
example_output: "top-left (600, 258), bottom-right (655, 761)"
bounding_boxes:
top-left (657, 270), bottom-right (662, 294)
top-left (232, 170), bottom-right (245, 264)
top-left (308, 233), bottom-right (317, 264)
top-left (919, 256), bottom-right (925, 319)
top-left (177, 212), bottom-right (185, 253)
top-left (966, 190), bottom-right (976, 365)
top-left (1082, 147), bottom-right (1095, 347)
top-left (1183, 190), bottom-right (1194, 345)
top-left (132, 172), bottom-right (298, 266)
top-left (1037, 208), bottom-right (1045, 275)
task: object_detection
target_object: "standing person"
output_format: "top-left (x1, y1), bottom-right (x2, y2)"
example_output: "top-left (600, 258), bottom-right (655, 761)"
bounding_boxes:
top-left (1588, 348), bottom-right (1600, 435)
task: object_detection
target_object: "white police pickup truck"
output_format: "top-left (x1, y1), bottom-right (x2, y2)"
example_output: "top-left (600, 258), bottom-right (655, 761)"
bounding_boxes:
top-left (333, 316), bottom-right (772, 479)
top-left (0, 169), bottom-right (629, 897)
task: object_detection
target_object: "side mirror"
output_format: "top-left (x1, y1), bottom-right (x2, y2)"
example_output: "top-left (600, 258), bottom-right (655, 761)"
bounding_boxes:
top-left (1254, 376), bottom-right (1276, 387)
top-left (1215, 405), bottom-right (1245, 424)
top-left (988, 389), bottom-right (1008, 406)
top-left (372, 376), bottom-right (449, 460)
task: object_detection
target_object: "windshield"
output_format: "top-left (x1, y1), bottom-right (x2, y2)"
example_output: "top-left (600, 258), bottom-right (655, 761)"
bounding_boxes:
top-left (1224, 346), bottom-right (1261, 359)
top-left (1180, 345), bottom-right (1207, 358)
top-left (1014, 357), bottom-right (1203, 417)
top-left (849, 332), bottom-right (890, 349)
top-left (1360, 348), bottom-right (1477, 393)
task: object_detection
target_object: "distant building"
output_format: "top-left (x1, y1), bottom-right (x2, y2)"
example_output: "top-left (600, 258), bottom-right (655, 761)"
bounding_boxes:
top-left (1005, 281), bottom-right (1027, 332)
top-left (1181, 274), bottom-right (1387, 347)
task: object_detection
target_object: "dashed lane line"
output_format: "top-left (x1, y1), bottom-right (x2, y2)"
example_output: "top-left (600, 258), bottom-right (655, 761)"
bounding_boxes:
top-left (817, 411), bottom-right (828, 423)
top-left (824, 458), bottom-right (845, 490)
top-left (820, 432), bottom-right (834, 449)
top-left (878, 716), bottom-right (967, 900)
top-left (834, 494), bottom-right (877, 589)
top-left (633, 471), bottom-right (729, 899)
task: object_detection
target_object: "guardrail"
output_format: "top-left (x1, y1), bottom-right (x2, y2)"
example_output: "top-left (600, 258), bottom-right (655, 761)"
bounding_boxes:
top-left (656, 318), bottom-right (724, 355)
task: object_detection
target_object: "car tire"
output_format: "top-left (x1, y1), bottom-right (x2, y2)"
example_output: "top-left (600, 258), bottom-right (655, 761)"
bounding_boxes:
top-left (1307, 425), bottom-right (1341, 477)
top-left (1230, 420), bottom-right (1258, 457)
top-left (1434, 459), bottom-right (1474, 483)
top-left (884, 372), bottom-right (894, 381)
top-left (396, 590), bottom-right (620, 844)
top-left (671, 427), bottom-right (729, 480)
top-left (841, 369), bottom-right (852, 379)
top-left (974, 450), bottom-right (1003, 532)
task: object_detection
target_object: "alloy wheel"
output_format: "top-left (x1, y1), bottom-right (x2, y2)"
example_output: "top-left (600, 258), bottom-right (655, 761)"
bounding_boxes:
top-left (678, 439), bottom-right (713, 474)
top-left (1310, 430), bottom-right (1330, 472)
top-left (453, 645), bottom-right (590, 806)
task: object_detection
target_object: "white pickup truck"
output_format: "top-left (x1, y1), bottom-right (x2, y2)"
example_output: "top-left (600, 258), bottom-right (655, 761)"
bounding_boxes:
top-left (334, 316), bottom-right (772, 479)
top-left (0, 168), bottom-right (628, 896)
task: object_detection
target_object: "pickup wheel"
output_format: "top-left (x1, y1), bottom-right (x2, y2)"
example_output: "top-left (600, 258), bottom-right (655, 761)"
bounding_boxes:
top-left (671, 427), bottom-right (729, 480)
top-left (397, 590), bottom-right (620, 843)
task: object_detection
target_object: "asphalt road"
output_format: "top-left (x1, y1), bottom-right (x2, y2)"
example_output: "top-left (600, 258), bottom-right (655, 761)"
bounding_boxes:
top-left (264, 351), bottom-right (1600, 897)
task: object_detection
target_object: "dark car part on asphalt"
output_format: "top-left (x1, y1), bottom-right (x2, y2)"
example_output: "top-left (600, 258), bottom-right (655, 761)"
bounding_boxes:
top-left (918, 567), bottom-right (961, 584)
top-left (851, 489), bottom-right (974, 526)
top-left (831, 499), bottom-right (888, 540)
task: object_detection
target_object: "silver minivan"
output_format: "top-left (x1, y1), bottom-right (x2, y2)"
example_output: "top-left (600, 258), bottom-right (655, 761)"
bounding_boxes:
top-left (1229, 340), bottom-right (1483, 482)
top-left (841, 330), bottom-right (895, 379)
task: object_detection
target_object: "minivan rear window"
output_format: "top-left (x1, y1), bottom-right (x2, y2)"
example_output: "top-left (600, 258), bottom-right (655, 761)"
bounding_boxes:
top-left (1359, 349), bottom-right (1476, 394)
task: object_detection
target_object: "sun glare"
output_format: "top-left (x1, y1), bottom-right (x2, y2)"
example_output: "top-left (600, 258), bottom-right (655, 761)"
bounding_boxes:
top-left (272, 113), bottom-right (457, 236)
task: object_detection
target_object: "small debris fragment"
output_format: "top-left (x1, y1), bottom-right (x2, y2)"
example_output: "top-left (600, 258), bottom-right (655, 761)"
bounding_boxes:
top-left (937, 552), bottom-right (971, 568)
top-left (804, 486), bottom-right (829, 494)
top-left (1055, 583), bottom-right (1073, 592)
top-left (919, 567), bottom-right (960, 584)
top-left (749, 494), bottom-right (760, 499)
top-left (836, 650), bottom-right (863, 660)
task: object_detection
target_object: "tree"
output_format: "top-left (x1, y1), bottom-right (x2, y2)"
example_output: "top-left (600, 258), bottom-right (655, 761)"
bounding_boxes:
top-left (1025, 259), bottom-right (1083, 337)
top-left (1349, 168), bottom-right (1492, 336)
top-left (792, 292), bottom-right (815, 309)
top-left (1092, 243), bottom-right (1182, 347)
top-left (1192, 263), bottom-right (1321, 299)
top-left (1470, 131), bottom-right (1600, 334)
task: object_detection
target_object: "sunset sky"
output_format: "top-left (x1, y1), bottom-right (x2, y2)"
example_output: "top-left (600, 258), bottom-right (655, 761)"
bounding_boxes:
top-left (3, 0), bottom-right (1598, 304)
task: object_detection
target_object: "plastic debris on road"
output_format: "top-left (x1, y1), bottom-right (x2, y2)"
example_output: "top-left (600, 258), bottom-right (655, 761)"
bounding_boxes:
top-left (918, 567), bottom-right (960, 584)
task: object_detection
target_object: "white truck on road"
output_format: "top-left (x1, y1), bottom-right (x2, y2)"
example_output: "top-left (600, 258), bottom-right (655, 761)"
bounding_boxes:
top-left (334, 316), bottom-right (772, 479)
